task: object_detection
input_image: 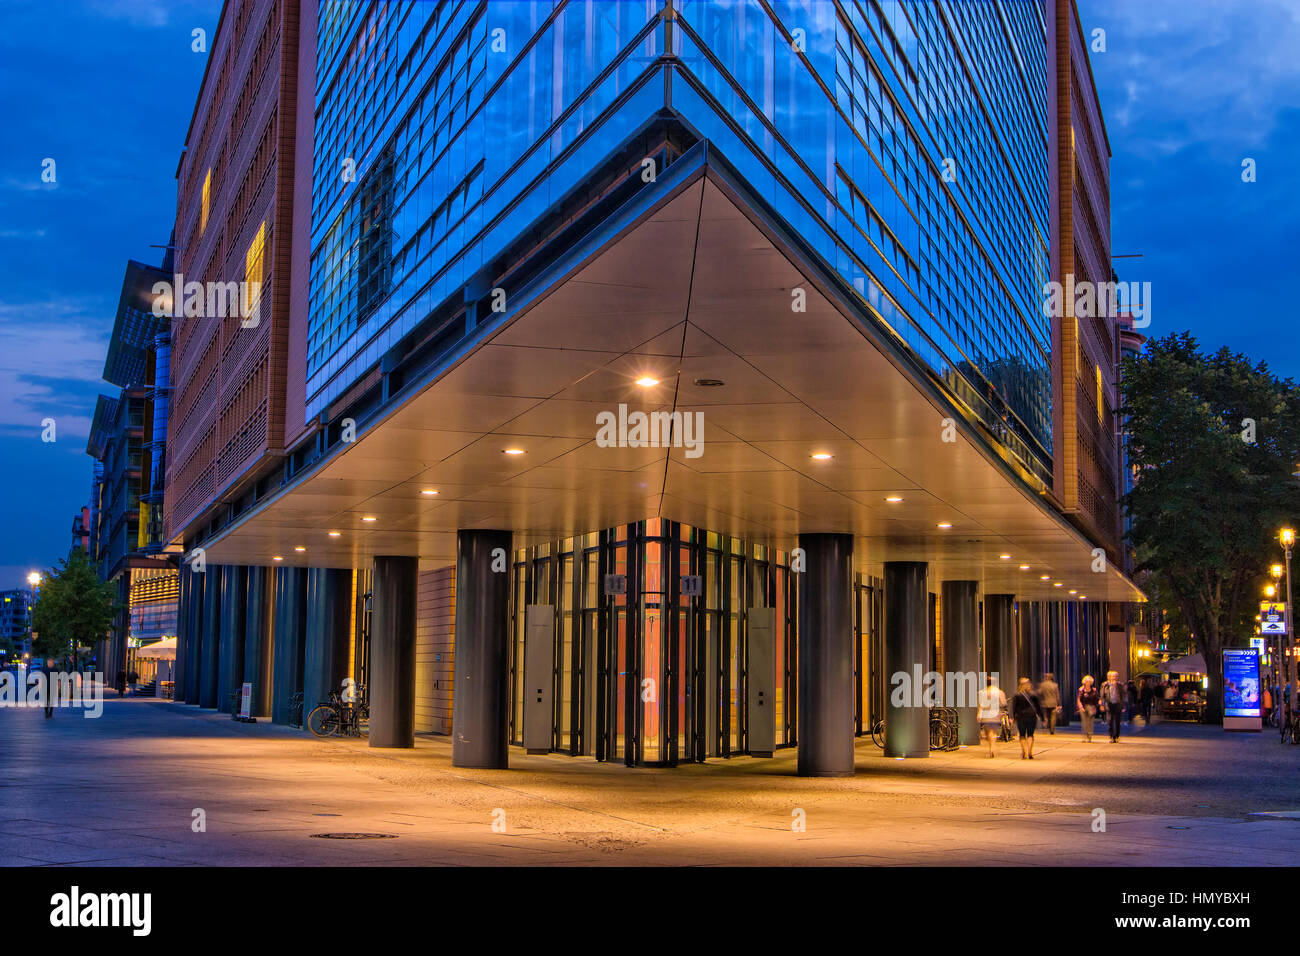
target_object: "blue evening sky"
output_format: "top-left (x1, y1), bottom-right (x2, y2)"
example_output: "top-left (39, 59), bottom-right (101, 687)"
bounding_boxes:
top-left (0, 0), bottom-right (1296, 589)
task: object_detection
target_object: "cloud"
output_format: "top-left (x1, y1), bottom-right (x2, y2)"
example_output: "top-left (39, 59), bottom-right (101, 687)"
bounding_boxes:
top-left (0, 296), bottom-right (111, 439)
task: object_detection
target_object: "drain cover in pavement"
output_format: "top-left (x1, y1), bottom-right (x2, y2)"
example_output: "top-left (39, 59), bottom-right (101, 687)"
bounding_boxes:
top-left (311, 832), bottom-right (397, 840)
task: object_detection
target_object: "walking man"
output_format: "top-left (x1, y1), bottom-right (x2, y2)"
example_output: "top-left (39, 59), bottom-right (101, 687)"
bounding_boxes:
top-left (1037, 672), bottom-right (1061, 734)
top-left (1100, 670), bottom-right (1125, 743)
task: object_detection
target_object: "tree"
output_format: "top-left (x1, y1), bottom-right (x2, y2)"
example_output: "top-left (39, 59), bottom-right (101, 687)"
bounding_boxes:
top-left (1120, 332), bottom-right (1300, 721)
top-left (30, 550), bottom-right (119, 669)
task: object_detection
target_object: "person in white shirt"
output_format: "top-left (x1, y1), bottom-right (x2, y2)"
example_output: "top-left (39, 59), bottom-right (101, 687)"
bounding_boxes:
top-left (977, 676), bottom-right (1007, 758)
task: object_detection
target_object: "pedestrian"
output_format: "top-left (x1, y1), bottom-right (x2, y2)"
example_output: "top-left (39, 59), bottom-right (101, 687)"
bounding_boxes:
top-left (1140, 679), bottom-right (1155, 724)
top-left (1077, 675), bottom-right (1100, 742)
top-left (977, 675), bottom-right (1007, 758)
top-left (1126, 678), bottom-right (1138, 726)
top-left (1011, 677), bottom-right (1044, 759)
top-left (43, 658), bottom-right (55, 719)
top-left (1100, 670), bottom-right (1125, 742)
top-left (1037, 672), bottom-right (1061, 734)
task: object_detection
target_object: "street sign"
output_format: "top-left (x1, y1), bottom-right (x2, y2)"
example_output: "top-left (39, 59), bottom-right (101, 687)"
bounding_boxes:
top-left (680, 575), bottom-right (703, 598)
top-left (603, 574), bottom-right (627, 596)
top-left (1260, 602), bottom-right (1287, 635)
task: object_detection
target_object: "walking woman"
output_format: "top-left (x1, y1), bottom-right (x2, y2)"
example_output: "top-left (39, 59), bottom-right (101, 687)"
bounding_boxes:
top-left (1077, 674), bottom-right (1100, 742)
top-left (1011, 678), bottom-right (1044, 759)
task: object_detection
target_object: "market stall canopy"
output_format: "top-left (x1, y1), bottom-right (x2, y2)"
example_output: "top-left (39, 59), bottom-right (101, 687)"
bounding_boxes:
top-left (135, 637), bottom-right (176, 660)
top-left (1160, 653), bottom-right (1206, 675)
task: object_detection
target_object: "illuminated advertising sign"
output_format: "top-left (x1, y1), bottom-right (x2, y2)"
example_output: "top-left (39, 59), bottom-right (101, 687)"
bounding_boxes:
top-left (1261, 602), bottom-right (1287, 635)
top-left (1223, 649), bottom-right (1261, 730)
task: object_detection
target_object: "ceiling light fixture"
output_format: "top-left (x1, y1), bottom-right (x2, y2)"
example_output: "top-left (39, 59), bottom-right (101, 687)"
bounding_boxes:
top-left (328, 531), bottom-right (341, 538)
top-left (1019, 565), bottom-right (1030, 571)
top-left (999, 554), bottom-right (1011, 560)
top-left (294, 547), bottom-right (306, 552)
top-left (885, 496), bottom-right (903, 503)
top-left (272, 556), bottom-right (283, 562)
top-left (361, 516), bottom-right (377, 522)
top-left (937, 522), bottom-right (952, 529)
top-left (811, 452), bottom-right (833, 460)
top-left (1040, 575), bottom-right (1051, 580)
top-left (503, 448), bottom-right (524, 455)
top-left (635, 376), bottom-right (660, 387)
top-left (1068, 589), bottom-right (1077, 595)
top-left (1053, 582), bottom-right (1063, 587)
top-left (421, 489), bottom-right (438, 496)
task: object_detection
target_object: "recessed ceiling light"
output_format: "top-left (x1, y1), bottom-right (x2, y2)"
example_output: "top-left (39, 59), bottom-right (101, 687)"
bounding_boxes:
top-left (937, 522), bottom-right (952, 529)
top-left (999, 554), bottom-right (1011, 560)
top-left (294, 546), bottom-right (306, 552)
top-left (272, 556), bottom-right (283, 562)
top-left (1068, 589), bottom-right (1077, 594)
top-left (635, 376), bottom-right (659, 387)
top-left (885, 496), bottom-right (903, 503)
top-left (328, 531), bottom-right (341, 537)
top-left (1053, 582), bottom-right (1063, 587)
top-left (421, 489), bottom-right (438, 496)
top-left (503, 448), bottom-right (524, 455)
top-left (361, 516), bottom-right (377, 522)
top-left (1040, 575), bottom-right (1051, 580)
top-left (1019, 565), bottom-right (1030, 571)
top-left (1079, 595), bottom-right (1087, 600)
top-left (811, 452), bottom-right (833, 460)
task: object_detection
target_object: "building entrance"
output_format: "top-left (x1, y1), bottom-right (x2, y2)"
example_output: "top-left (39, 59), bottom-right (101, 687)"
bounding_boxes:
top-left (509, 519), bottom-right (802, 766)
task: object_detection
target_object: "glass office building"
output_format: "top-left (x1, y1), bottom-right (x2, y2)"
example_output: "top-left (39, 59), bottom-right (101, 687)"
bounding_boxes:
top-left (180, 0), bottom-right (1138, 773)
top-left (306, 0), bottom-right (1050, 480)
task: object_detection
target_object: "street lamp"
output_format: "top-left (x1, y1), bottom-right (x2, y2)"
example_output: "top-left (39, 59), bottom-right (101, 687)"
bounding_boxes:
top-left (1283, 529), bottom-right (1296, 716)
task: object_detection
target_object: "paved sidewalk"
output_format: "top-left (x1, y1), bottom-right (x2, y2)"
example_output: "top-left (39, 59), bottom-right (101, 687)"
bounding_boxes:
top-left (1, 700), bottom-right (1296, 865)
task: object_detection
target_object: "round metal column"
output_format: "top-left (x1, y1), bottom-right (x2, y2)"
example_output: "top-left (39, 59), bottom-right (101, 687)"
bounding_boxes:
top-left (451, 530), bottom-right (512, 769)
top-left (302, 568), bottom-right (353, 719)
top-left (940, 580), bottom-right (980, 746)
top-left (797, 533), bottom-right (855, 777)
top-left (271, 566), bottom-right (308, 725)
top-left (370, 556), bottom-right (418, 748)
top-left (885, 561), bottom-right (929, 758)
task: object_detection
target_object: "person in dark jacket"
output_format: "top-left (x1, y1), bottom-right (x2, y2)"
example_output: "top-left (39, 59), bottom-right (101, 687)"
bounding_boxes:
top-left (1077, 675), bottom-right (1100, 742)
top-left (1011, 677), bottom-right (1045, 759)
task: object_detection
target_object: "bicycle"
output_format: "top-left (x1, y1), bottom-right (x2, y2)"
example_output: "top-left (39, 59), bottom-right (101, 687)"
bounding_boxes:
top-left (307, 684), bottom-right (370, 738)
top-left (869, 709), bottom-right (960, 751)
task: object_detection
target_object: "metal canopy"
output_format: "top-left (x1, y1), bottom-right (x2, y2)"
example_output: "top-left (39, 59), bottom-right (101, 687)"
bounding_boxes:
top-left (201, 169), bottom-right (1143, 603)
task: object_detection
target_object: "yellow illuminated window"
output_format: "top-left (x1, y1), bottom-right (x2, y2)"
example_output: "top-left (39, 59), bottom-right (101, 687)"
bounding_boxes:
top-left (245, 220), bottom-right (266, 315)
top-left (200, 168), bottom-right (211, 235)
top-left (1096, 364), bottom-right (1104, 422)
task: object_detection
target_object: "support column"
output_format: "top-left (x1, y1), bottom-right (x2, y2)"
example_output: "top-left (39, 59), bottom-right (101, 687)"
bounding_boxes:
top-left (174, 569), bottom-right (190, 703)
top-left (451, 530), bottom-right (512, 769)
top-left (885, 561), bottom-right (929, 758)
top-left (985, 594), bottom-right (1017, 694)
top-left (217, 565), bottom-right (247, 713)
top-left (187, 570), bottom-right (205, 704)
top-left (796, 533), bottom-right (855, 776)
top-left (941, 580), bottom-right (980, 746)
top-left (370, 556), bottom-right (418, 748)
top-left (271, 567), bottom-right (308, 725)
top-left (243, 566), bottom-right (274, 718)
top-left (302, 568), bottom-right (352, 717)
top-left (199, 566), bottom-right (221, 708)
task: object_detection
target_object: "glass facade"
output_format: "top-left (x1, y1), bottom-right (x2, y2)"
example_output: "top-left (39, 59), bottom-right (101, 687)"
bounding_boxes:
top-left (309, 0), bottom-right (1052, 478)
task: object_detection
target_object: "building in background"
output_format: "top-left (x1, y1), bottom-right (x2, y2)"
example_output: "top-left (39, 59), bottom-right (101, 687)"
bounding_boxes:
top-left (171, 0), bottom-right (1142, 770)
top-left (0, 587), bottom-right (34, 661)
top-left (69, 505), bottom-right (91, 558)
top-left (87, 258), bottom-right (180, 688)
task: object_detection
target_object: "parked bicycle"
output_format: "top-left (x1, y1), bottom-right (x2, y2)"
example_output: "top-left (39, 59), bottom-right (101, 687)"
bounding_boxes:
top-left (870, 708), bottom-right (960, 751)
top-left (307, 681), bottom-right (369, 738)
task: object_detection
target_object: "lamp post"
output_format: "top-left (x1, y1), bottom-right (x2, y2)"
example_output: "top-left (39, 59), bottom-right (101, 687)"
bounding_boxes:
top-left (1282, 530), bottom-right (1296, 715)
top-left (1271, 565), bottom-right (1285, 691)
